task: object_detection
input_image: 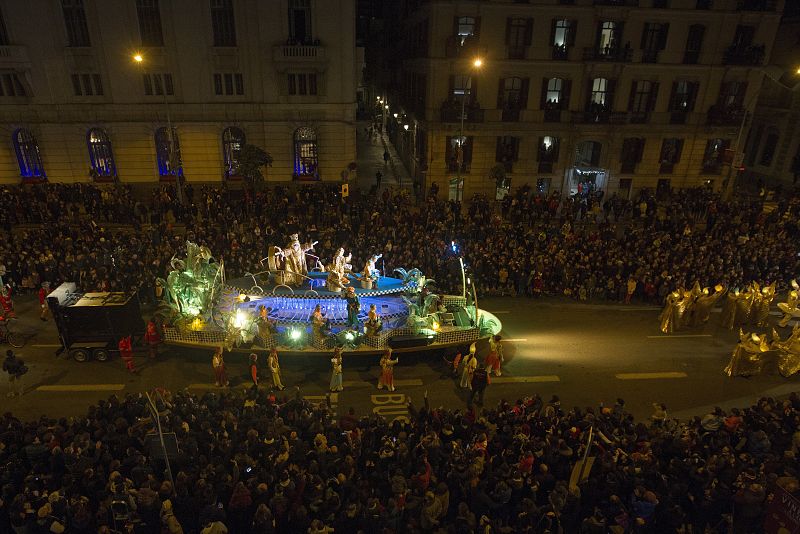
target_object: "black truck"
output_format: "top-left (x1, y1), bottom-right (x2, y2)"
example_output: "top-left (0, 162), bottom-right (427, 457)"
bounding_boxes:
top-left (47, 282), bottom-right (145, 362)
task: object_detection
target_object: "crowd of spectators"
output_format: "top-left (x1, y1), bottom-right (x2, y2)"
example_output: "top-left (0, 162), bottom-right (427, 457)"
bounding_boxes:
top-left (1, 182), bottom-right (798, 305)
top-left (1, 386), bottom-right (799, 533)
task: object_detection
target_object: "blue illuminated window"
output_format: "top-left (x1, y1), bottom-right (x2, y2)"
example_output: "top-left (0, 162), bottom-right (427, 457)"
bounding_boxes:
top-left (87, 128), bottom-right (116, 179)
top-left (222, 126), bottom-right (245, 178)
top-left (155, 126), bottom-right (182, 177)
top-left (12, 129), bottom-right (45, 179)
top-left (293, 127), bottom-right (318, 179)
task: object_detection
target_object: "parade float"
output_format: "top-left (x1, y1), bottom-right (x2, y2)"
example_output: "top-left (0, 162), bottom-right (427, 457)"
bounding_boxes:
top-left (156, 238), bottom-right (501, 354)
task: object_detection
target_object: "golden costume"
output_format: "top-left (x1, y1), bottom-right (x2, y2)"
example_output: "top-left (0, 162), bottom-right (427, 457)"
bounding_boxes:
top-left (659, 291), bottom-right (681, 334)
top-left (720, 289), bottom-right (740, 330)
top-left (724, 330), bottom-right (772, 377)
top-left (753, 283), bottom-right (776, 327)
top-left (691, 286), bottom-right (725, 326)
top-left (778, 281), bottom-right (800, 328)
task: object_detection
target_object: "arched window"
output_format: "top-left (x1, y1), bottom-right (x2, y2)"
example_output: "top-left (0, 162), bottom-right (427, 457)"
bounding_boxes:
top-left (87, 128), bottom-right (116, 180)
top-left (293, 127), bottom-right (318, 179)
top-left (12, 128), bottom-right (45, 179)
top-left (222, 126), bottom-right (245, 178)
top-left (154, 126), bottom-right (182, 177)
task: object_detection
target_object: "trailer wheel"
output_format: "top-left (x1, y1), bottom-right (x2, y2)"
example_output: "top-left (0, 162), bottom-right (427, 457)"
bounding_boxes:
top-left (71, 348), bottom-right (90, 362)
top-left (93, 348), bottom-right (110, 362)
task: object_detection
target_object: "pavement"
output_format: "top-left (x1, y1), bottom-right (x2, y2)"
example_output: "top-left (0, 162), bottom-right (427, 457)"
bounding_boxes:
top-left (353, 121), bottom-right (412, 192)
top-left (5, 294), bottom-right (800, 425)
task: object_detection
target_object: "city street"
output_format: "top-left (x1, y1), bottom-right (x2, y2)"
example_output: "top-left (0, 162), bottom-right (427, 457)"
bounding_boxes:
top-left (5, 295), bottom-right (798, 423)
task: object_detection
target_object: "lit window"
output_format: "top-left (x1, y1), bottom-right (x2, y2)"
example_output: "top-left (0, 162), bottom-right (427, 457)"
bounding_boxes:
top-left (13, 128), bottom-right (45, 179)
top-left (87, 128), bottom-right (116, 179)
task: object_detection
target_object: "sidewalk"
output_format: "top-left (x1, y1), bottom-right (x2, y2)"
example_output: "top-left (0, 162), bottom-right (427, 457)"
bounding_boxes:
top-left (354, 121), bottom-right (412, 192)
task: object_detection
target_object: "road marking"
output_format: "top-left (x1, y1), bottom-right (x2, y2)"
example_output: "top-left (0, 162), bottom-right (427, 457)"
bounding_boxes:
top-left (618, 307), bottom-right (661, 312)
top-left (504, 338), bottom-right (529, 342)
top-left (36, 384), bottom-right (125, 392)
top-left (371, 392), bottom-right (410, 423)
top-left (646, 334), bottom-right (713, 338)
top-left (31, 344), bottom-right (62, 348)
top-left (615, 372), bottom-right (687, 380)
top-left (342, 378), bottom-right (423, 388)
top-left (492, 375), bottom-right (560, 384)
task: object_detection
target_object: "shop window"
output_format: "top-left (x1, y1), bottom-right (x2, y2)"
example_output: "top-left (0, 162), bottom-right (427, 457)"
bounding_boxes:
top-left (155, 126), bottom-right (182, 178)
top-left (222, 126), bottom-right (245, 178)
top-left (87, 128), bottom-right (116, 179)
top-left (294, 127), bottom-right (319, 179)
top-left (13, 128), bottom-right (45, 179)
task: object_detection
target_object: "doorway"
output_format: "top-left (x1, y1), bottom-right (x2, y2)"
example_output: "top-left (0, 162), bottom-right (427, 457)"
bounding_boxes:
top-left (566, 141), bottom-right (607, 197)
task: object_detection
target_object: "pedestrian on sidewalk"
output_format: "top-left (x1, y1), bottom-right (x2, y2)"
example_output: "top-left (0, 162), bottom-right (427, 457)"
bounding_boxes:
top-left (383, 150), bottom-right (390, 166)
top-left (119, 335), bottom-right (135, 373)
top-left (377, 348), bottom-right (398, 391)
top-left (38, 281), bottom-right (50, 321)
top-left (212, 346), bottom-right (228, 387)
top-left (468, 365), bottom-right (489, 406)
top-left (2, 349), bottom-right (27, 397)
top-left (376, 171), bottom-right (382, 188)
top-left (249, 353), bottom-right (259, 388)
top-left (268, 348), bottom-right (285, 390)
top-left (330, 347), bottom-right (343, 392)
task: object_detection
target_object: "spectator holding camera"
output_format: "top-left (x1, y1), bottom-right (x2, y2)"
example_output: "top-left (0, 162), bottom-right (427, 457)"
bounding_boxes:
top-left (2, 349), bottom-right (27, 397)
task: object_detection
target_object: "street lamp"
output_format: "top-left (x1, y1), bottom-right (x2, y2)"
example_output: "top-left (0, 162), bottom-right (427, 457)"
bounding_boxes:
top-left (132, 53), bottom-right (184, 204)
top-left (455, 57), bottom-right (484, 201)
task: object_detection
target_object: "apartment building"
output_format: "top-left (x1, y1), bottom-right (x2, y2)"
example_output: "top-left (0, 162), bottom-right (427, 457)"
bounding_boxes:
top-left (0, 0), bottom-right (358, 184)
top-left (383, 0), bottom-right (783, 200)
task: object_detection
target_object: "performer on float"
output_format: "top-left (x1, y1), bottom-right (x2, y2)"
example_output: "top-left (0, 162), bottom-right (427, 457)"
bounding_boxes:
top-left (268, 348), bottom-right (285, 391)
top-left (330, 347), bottom-right (344, 392)
top-left (361, 254), bottom-right (382, 287)
top-left (345, 286), bottom-right (361, 329)
top-left (333, 248), bottom-right (353, 276)
top-left (311, 304), bottom-right (331, 337)
top-left (485, 335), bottom-right (504, 377)
top-left (365, 303), bottom-right (382, 336)
top-left (778, 280), bottom-right (800, 328)
top-left (377, 348), bottom-right (399, 391)
top-left (279, 234), bottom-right (318, 286)
top-left (256, 306), bottom-right (277, 346)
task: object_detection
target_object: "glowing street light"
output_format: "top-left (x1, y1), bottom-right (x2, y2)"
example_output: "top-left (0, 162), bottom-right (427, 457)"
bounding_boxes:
top-left (473, 58), bottom-right (483, 68)
top-left (133, 53), bottom-right (143, 63)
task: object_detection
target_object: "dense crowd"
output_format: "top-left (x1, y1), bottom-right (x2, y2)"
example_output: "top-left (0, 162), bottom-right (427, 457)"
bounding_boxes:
top-left (1, 183), bottom-right (799, 305)
top-left (1, 386), bottom-right (799, 533)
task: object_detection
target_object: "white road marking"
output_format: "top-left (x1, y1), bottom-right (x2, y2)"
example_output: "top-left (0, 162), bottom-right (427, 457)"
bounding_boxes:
top-left (492, 375), bottom-right (560, 384)
top-left (646, 334), bottom-right (713, 338)
top-left (615, 372), bottom-right (688, 380)
top-left (342, 378), bottom-right (423, 388)
top-left (504, 338), bottom-right (529, 342)
top-left (36, 384), bottom-right (125, 392)
top-left (31, 344), bottom-right (63, 348)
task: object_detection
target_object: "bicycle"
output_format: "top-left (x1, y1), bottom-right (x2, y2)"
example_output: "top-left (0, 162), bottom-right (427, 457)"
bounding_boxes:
top-left (0, 319), bottom-right (23, 348)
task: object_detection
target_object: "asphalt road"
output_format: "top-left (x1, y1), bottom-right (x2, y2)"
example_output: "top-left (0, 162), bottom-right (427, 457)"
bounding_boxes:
top-left (4, 295), bottom-right (798, 423)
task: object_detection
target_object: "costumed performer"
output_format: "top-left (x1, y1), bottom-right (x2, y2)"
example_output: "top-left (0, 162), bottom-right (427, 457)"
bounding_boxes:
top-left (778, 280), bottom-right (800, 328)
top-left (377, 348), bottom-right (399, 391)
top-left (212, 346), bottom-right (228, 387)
top-left (720, 288), bottom-right (740, 330)
top-left (691, 285), bottom-right (726, 326)
top-left (753, 283), bottom-right (776, 327)
top-left (330, 347), bottom-right (344, 392)
top-left (658, 291), bottom-right (681, 334)
top-left (268, 348), bottom-right (285, 390)
top-left (485, 335), bottom-right (504, 377)
top-left (311, 304), bottom-right (331, 337)
top-left (119, 336), bottom-right (135, 373)
top-left (773, 325), bottom-right (800, 377)
top-left (460, 343), bottom-right (477, 389)
top-left (365, 304), bottom-right (382, 336)
top-left (345, 286), bottom-right (361, 329)
top-left (279, 234), bottom-right (318, 286)
top-left (724, 330), bottom-right (771, 377)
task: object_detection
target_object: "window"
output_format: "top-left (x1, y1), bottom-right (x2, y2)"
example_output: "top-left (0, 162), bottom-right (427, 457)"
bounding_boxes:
top-left (618, 178), bottom-right (632, 198)
top-left (684, 24), bottom-right (705, 64)
top-left (143, 73), bottom-right (174, 96)
top-left (222, 126), bottom-right (245, 178)
top-left (136, 0), bottom-right (164, 47)
top-left (13, 129), bottom-right (45, 178)
top-left (87, 128), bottom-right (116, 179)
top-left (506, 17), bottom-right (532, 59)
top-left (0, 73), bottom-right (27, 97)
top-left (294, 127), bottom-right (319, 178)
top-left (287, 73), bottom-right (317, 96)
top-left (589, 78), bottom-right (611, 107)
top-left (450, 74), bottom-right (476, 106)
top-left (62, 0), bottom-right (91, 47)
top-left (495, 136), bottom-right (519, 172)
top-left (456, 16), bottom-right (476, 45)
top-left (538, 136), bottom-right (560, 173)
top-left (214, 73), bottom-right (244, 96)
top-left (759, 131), bottom-right (779, 167)
top-left (289, 0), bottom-right (312, 44)
top-left (546, 78), bottom-right (563, 104)
top-left (155, 127), bottom-right (182, 177)
top-left (703, 138), bottom-right (730, 173)
top-left (0, 6), bottom-right (8, 46)
top-left (71, 73), bottom-right (103, 96)
top-left (597, 21), bottom-right (621, 55)
top-left (540, 78), bottom-right (571, 120)
top-left (718, 81), bottom-right (746, 108)
top-left (659, 138), bottom-right (683, 173)
top-left (620, 138), bottom-right (645, 173)
top-left (211, 0), bottom-right (236, 46)
top-left (732, 25), bottom-right (755, 48)
top-left (498, 77), bottom-right (528, 121)
top-left (669, 81), bottom-right (698, 112)
top-left (640, 23), bottom-right (668, 62)
top-left (446, 136), bottom-right (473, 173)
top-left (551, 19), bottom-right (575, 59)
top-left (628, 80), bottom-right (657, 122)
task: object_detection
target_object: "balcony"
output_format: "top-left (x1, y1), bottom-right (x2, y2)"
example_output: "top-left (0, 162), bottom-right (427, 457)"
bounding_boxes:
top-left (669, 111), bottom-right (689, 124)
top-left (723, 44), bottom-right (765, 66)
top-left (0, 45), bottom-right (30, 66)
top-left (703, 162), bottom-right (723, 174)
top-left (641, 50), bottom-right (660, 63)
top-left (508, 45), bottom-right (527, 60)
top-left (629, 111), bottom-right (650, 124)
top-left (447, 161), bottom-right (471, 174)
top-left (440, 101), bottom-right (485, 123)
top-left (696, 0), bottom-right (712, 8)
top-left (737, 0), bottom-right (776, 10)
top-left (683, 50), bottom-right (700, 64)
top-left (707, 105), bottom-right (745, 126)
top-left (501, 107), bottom-right (521, 122)
top-left (273, 44), bottom-right (326, 63)
top-left (583, 46), bottom-right (633, 63)
top-left (594, 0), bottom-right (639, 5)
top-left (574, 110), bottom-right (627, 124)
top-left (538, 162), bottom-right (555, 173)
top-left (544, 109), bottom-right (562, 123)
top-left (620, 162), bottom-right (637, 174)
top-left (552, 45), bottom-right (569, 61)
top-left (444, 36), bottom-right (487, 59)
top-left (659, 162), bottom-right (675, 174)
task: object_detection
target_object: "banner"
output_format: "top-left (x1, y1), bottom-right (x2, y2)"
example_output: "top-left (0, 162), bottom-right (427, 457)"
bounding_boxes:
top-left (764, 484), bottom-right (800, 534)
